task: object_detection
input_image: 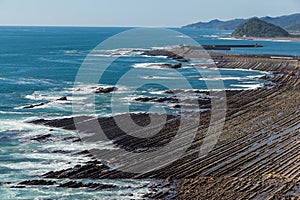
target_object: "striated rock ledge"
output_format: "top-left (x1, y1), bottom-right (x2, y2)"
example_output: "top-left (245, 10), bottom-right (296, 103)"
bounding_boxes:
top-left (18, 53), bottom-right (300, 199)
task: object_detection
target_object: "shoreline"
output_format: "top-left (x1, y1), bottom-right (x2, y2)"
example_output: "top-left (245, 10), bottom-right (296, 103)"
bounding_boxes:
top-left (16, 53), bottom-right (300, 199)
top-left (222, 35), bottom-right (300, 42)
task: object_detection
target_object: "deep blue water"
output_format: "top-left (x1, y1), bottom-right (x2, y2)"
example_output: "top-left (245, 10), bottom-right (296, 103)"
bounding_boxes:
top-left (0, 26), bottom-right (299, 199)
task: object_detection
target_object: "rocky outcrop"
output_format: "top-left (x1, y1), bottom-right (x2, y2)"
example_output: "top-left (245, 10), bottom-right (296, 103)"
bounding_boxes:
top-left (142, 49), bottom-right (189, 62)
top-left (29, 113), bottom-right (179, 152)
top-left (22, 96), bottom-right (68, 109)
top-left (58, 181), bottom-right (117, 190)
top-left (94, 87), bottom-right (117, 94)
top-left (18, 180), bottom-right (56, 186)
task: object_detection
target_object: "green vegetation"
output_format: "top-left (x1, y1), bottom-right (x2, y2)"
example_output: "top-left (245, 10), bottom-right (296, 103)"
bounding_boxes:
top-left (183, 13), bottom-right (300, 30)
top-left (232, 18), bottom-right (290, 38)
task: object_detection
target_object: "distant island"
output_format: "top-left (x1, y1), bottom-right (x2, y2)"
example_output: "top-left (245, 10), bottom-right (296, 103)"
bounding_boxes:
top-left (232, 18), bottom-right (290, 38)
top-left (182, 13), bottom-right (300, 33)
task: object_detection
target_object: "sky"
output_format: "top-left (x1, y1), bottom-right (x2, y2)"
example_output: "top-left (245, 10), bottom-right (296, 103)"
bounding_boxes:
top-left (0, 0), bottom-right (299, 27)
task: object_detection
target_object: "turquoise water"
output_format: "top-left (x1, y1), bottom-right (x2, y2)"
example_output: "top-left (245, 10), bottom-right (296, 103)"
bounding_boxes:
top-left (0, 26), bottom-right (297, 199)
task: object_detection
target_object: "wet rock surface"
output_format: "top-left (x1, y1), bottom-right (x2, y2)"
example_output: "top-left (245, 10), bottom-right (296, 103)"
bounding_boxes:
top-left (94, 87), bottom-right (117, 94)
top-left (58, 181), bottom-right (117, 190)
top-left (142, 49), bottom-right (189, 62)
top-left (13, 179), bottom-right (118, 191)
top-left (30, 113), bottom-right (180, 152)
top-left (18, 53), bottom-right (300, 199)
top-left (134, 95), bottom-right (212, 110)
top-left (18, 180), bottom-right (56, 186)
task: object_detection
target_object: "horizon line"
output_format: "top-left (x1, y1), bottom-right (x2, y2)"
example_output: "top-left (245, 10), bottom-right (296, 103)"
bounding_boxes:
top-left (0, 24), bottom-right (178, 29)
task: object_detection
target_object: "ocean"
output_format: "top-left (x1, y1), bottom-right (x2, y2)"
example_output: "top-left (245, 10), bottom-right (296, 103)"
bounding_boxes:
top-left (0, 26), bottom-right (299, 199)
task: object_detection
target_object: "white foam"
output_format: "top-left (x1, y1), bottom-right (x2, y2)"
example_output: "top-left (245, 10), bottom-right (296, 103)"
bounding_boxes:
top-left (246, 75), bottom-right (265, 79)
top-left (199, 77), bottom-right (242, 81)
top-left (272, 40), bottom-right (292, 42)
top-left (0, 111), bottom-right (32, 115)
top-left (1, 77), bottom-right (61, 86)
top-left (89, 48), bottom-right (145, 57)
top-left (149, 91), bottom-right (166, 95)
top-left (218, 37), bottom-right (244, 41)
top-left (63, 50), bottom-right (78, 54)
top-left (198, 74), bottom-right (265, 81)
top-left (141, 76), bottom-right (180, 80)
top-left (230, 83), bottom-right (263, 90)
top-left (0, 118), bottom-right (53, 135)
top-left (176, 35), bottom-right (190, 38)
top-left (132, 63), bottom-right (174, 70)
top-left (24, 92), bottom-right (61, 101)
top-left (141, 55), bottom-right (168, 58)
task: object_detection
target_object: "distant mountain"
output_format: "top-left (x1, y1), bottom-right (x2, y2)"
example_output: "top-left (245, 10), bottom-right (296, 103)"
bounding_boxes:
top-left (182, 19), bottom-right (246, 30)
top-left (232, 18), bottom-right (290, 38)
top-left (261, 14), bottom-right (300, 29)
top-left (287, 24), bottom-right (300, 32)
top-left (183, 13), bottom-right (300, 31)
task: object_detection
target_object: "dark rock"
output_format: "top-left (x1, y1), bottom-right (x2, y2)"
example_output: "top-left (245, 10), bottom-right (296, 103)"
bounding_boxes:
top-left (42, 161), bottom-right (113, 179)
top-left (10, 185), bottom-right (26, 188)
top-left (135, 97), bottom-right (178, 104)
top-left (42, 159), bottom-right (137, 180)
top-left (22, 102), bottom-right (48, 109)
top-left (56, 96), bottom-right (68, 101)
top-left (159, 63), bottom-right (182, 69)
top-left (153, 97), bottom-right (178, 103)
top-left (94, 87), bottom-right (117, 94)
top-left (51, 150), bottom-right (71, 154)
top-left (30, 134), bottom-right (53, 142)
top-left (174, 105), bottom-right (181, 109)
top-left (29, 113), bottom-right (179, 156)
top-left (62, 136), bottom-right (81, 142)
top-left (58, 181), bottom-right (117, 190)
top-left (134, 97), bottom-right (156, 102)
top-left (72, 150), bottom-right (93, 157)
top-left (18, 180), bottom-right (56, 186)
top-left (142, 50), bottom-right (189, 62)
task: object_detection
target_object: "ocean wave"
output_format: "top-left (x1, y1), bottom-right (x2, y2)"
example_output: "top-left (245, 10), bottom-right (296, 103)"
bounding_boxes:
top-left (89, 48), bottom-right (145, 57)
top-left (0, 118), bottom-right (52, 134)
top-left (1, 77), bottom-right (63, 86)
top-left (39, 57), bottom-right (82, 64)
top-left (198, 76), bottom-right (242, 81)
top-left (141, 55), bottom-right (168, 58)
top-left (23, 89), bottom-right (70, 101)
top-left (63, 50), bottom-right (79, 54)
top-left (176, 35), bottom-right (190, 38)
top-left (0, 111), bottom-right (32, 115)
top-left (141, 76), bottom-right (180, 80)
top-left (272, 40), bottom-right (292, 42)
top-left (218, 37), bottom-right (244, 41)
top-left (230, 83), bottom-right (263, 90)
top-left (198, 75), bottom-right (264, 81)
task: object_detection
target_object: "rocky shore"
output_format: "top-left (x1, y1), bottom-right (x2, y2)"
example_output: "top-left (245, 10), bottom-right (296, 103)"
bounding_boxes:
top-left (18, 53), bottom-right (300, 199)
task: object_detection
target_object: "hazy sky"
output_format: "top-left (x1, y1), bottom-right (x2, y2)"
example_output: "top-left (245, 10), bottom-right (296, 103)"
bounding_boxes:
top-left (0, 0), bottom-right (299, 27)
